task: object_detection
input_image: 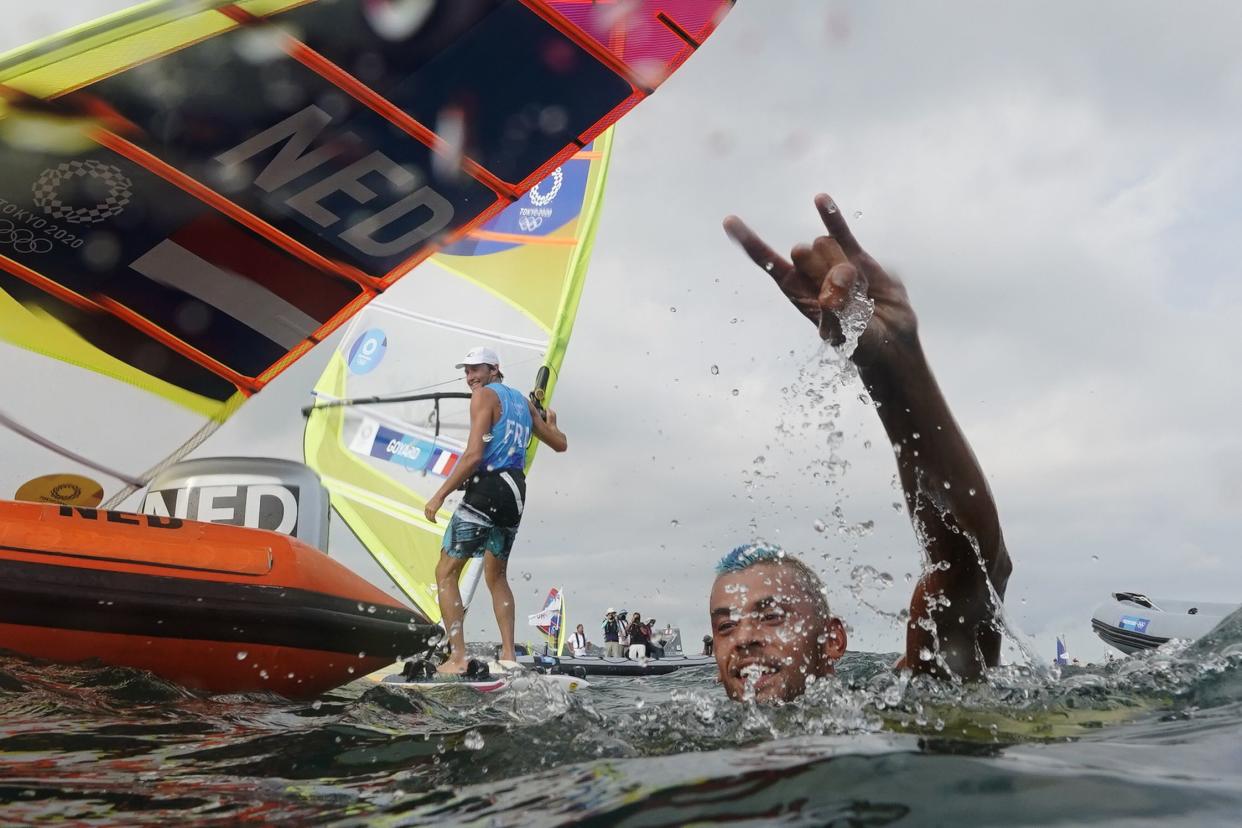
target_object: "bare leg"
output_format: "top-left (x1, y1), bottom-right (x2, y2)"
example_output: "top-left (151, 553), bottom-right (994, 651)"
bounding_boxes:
top-left (435, 551), bottom-right (470, 673)
top-left (484, 553), bottom-right (516, 661)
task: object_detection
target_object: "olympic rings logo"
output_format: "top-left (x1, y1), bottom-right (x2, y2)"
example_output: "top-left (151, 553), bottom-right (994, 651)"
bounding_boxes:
top-left (0, 219), bottom-right (53, 254)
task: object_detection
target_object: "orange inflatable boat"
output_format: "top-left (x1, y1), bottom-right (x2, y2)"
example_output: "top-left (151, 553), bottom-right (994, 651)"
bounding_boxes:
top-left (0, 499), bottom-right (437, 698)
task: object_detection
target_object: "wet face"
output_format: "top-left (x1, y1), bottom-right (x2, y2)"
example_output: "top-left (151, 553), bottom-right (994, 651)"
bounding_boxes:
top-left (464, 363), bottom-right (498, 391)
top-left (709, 562), bottom-right (847, 703)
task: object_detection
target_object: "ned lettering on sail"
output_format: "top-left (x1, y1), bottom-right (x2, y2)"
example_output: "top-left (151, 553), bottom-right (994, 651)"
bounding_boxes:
top-left (214, 104), bottom-right (454, 261)
top-left (710, 195), bottom-right (1013, 703)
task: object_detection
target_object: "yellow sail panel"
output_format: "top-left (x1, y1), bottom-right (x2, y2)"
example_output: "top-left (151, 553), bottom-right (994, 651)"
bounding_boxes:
top-left (302, 351), bottom-right (455, 622)
top-left (2, 11), bottom-right (238, 97)
top-left (558, 593), bottom-right (569, 656)
top-left (435, 134), bottom-right (613, 332)
top-left (0, 292), bottom-right (237, 421)
top-left (303, 131), bottom-right (613, 619)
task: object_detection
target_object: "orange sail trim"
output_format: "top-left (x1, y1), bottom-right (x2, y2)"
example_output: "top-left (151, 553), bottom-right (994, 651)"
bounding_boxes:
top-left (283, 42), bottom-right (516, 201)
top-left (466, 229), bottom-right (579, 247)
top-left (88, 128), bottom-right (381, 293)
top-left (523, 0), bottom-right (652, 91)
top-left (0, 254), bottom-right (258, 395)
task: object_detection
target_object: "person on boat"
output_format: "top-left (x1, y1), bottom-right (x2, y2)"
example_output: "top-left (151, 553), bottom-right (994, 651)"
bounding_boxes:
top-left (626, 611), bottom-right (650, 660)
top-left (423, 345), bottom-right (568, 674)
top-left (569, 623), bottom-right (590, 657)
top-left (702, 635), bottom-right (714, 657)
top-left (617, 607), bottom-right (631, 649)
top-left (602, 609), bottom-right (623, 657)
top-left (711, 194), bottom-right (1012, 703)
top-left (646, 618), bottom-right (665, 658)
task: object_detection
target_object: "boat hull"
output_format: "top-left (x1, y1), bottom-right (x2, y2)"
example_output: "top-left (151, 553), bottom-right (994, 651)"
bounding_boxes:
top-left (0, 499), bottom-right (438, 697)
top-left (1090, 593), bottom-right (1240, 655)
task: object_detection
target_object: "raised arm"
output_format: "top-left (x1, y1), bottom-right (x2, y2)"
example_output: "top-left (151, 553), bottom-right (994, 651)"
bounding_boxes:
top-left (724, 195), bottom-right (1011, 679)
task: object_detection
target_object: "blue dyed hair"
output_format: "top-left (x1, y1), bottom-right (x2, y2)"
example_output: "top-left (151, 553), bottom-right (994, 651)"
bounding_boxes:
top-left (714, 543), bottom-right (831, 615)
top-left (715, 543), bottom-right (788, 576)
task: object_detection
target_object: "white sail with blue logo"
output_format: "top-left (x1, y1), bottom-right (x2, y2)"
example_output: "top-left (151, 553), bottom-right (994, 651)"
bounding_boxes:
top-left (304, 133), bottom-right (612, 624)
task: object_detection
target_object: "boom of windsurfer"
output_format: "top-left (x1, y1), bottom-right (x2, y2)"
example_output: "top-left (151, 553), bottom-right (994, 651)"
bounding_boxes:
top-left (423, 346), bottom-right (567, 675)
top-left (711, 194), bottom-right (1012, 703)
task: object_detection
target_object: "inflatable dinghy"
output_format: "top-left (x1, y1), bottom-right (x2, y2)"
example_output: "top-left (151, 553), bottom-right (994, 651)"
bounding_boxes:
top-left (1091, 592), bottom-right (1240, 654)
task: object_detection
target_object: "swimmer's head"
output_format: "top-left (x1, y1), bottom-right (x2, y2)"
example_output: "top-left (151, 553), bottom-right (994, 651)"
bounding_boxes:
top-left (709, 543), bottom-right (847, 703)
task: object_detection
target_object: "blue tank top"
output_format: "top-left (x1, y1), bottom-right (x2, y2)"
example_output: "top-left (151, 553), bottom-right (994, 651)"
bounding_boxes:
top-left (481, 382), bottom-right (531, 472)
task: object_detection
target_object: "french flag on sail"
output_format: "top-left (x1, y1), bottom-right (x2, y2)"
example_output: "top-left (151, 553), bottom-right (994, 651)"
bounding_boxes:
top-left (429, 448), bottom-right (460, 477)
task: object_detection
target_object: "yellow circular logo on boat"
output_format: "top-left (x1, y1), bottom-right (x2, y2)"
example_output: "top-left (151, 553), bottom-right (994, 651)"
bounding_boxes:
top-left (15, 474), bottom-right (105, 507)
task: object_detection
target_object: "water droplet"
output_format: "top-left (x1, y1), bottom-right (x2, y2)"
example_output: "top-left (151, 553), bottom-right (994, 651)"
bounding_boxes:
top-left (463, 730), bottom-right (485, 751)
top-left (853, 210), bottom-right (863, 219)
top-left (942, 481), bottom-right (951, 490)
top-left (669, 306), bottom-right (677, 313)
top-left (912, 432), bottom-right (920, 440)
top-left (968, 488), bottom-right (977, 496)
top-left (367, 605), bottom-right (377, 614)
top-left (731, 388), bottom-right (740, 397)
top-left (813, 519), bottom-right (827, 533)
top-left (710, 365), bottom-right (719, 375)
top-left (522, 571), bottom-right (533, 581)
top-left (259, 669), bottom-right (269, 679)
top-left (891, 502), bottom-right (903, 512)
top-left (918, 647), bottom-right (933, 661)
top-left (311, 700), bottom-right (322, 710)
top-left (235, 651), bottom-right (248, 661)
top-left (1091, 554), bottom-right (1099, 562)
top-left (863, 440), bottom-right (872, 449)
top-left (730, 317), bottom-right (739, 324)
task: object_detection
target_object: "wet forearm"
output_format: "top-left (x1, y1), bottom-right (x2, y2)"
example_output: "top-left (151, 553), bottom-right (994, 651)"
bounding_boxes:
top-left (857, 333), bottom-right (1005, 575)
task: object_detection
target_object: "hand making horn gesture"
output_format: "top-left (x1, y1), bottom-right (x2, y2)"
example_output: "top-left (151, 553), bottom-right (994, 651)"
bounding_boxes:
top-left (723, 194), bottom-right (916, 365)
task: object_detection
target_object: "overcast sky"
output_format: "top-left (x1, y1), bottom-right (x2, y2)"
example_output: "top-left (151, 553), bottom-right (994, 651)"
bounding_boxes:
top-left (10, 1), bottom-right (1242, 664)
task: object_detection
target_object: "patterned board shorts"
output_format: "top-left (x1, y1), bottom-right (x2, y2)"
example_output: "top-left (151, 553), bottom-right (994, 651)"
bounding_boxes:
top-left (442, 510), bottom-right (518, 561)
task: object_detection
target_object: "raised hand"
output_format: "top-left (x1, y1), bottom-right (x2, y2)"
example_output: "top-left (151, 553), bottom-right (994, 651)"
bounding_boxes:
top-left (724, 194), bottom-right (916, 364)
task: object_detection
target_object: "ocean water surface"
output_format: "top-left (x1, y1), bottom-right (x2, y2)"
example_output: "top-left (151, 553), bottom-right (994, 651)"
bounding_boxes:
top-left (3, 612), bottom-right (1241, 826)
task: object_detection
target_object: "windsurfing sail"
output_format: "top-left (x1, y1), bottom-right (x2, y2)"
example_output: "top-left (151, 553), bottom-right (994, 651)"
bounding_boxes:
top-left (303, 130), bottom-right (611, 623)
top-left (1055, 636), bottom-right (1069, 666)
top-left (0, 1), bottom-right (734, 511)
top-left (528, 586), bottom-right (565, 656)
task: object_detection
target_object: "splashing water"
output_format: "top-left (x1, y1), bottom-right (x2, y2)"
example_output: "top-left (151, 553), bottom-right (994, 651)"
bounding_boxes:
top-left (3, 625), bottom-right (1240, 824)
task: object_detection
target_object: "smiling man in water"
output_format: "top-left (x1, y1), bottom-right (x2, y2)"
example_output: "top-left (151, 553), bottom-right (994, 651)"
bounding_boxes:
top-left (712, 195), bottom-right (1012, 703)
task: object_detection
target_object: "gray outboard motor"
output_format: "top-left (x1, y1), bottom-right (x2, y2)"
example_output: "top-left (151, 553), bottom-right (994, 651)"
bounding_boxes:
top-left (140, 458), bottom-right (331, 552)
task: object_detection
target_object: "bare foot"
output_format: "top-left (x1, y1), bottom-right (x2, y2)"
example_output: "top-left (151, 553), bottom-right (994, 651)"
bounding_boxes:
top-left (499, 649), bottom-right (516, 662)
top-left (436, 658), bottom-right (469, 675)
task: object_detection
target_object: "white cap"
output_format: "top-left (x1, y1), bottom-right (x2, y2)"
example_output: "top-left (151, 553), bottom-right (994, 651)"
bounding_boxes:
top-left (455, 345), bottom-right (500, 369)
top-left (606, 607), bottom-right (615, 613)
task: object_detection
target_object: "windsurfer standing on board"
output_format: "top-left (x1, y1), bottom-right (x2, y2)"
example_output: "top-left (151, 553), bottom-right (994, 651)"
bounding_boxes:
top-left (424, 346), bottom-right (567, 675)
top-left (710, 194), bottom-right (1012, 702)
